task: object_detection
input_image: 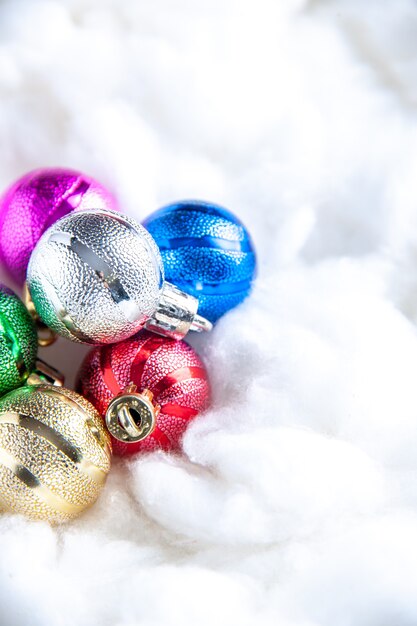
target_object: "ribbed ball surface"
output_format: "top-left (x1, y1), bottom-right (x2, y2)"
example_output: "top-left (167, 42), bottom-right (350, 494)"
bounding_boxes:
top-left (0, 385), bottom-right (111, 523)
top-left (0, 168), bottom-right (117, 284)
top-left (78, 330), bottom-right (210, 455)
top-left (0, 285), bottom-right (38, 396)
top-left (143, 201), bottom-right (256, 323)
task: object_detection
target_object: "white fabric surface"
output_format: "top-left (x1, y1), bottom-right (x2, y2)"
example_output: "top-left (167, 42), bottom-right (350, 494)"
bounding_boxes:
top-left (1, 0), bottom-right (417, 624)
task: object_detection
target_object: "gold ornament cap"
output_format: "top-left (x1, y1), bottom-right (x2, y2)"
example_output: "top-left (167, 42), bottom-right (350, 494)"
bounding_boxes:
top-left (105, 384), bottom-right (160, 443)
top-left (23, 282), bottom-right (57, 347)
top-left (26, 358), bottom-right (64, 387)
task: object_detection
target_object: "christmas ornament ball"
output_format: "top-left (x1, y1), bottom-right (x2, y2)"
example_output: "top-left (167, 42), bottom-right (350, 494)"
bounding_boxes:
top-left (0, 168), bottom-right (117, 284)
top-left (143, 201), bottom-right (256, 323)
top-left (27, 209), bottom-right (164, 344)
top-left (27, 208), bottom-right (210, 344)
top-left (78, 330), bottom-right (211, 455)
top-left (0, 384), bottom-right (111, 523)
top-left (0, 284), bottom-right (38, 396)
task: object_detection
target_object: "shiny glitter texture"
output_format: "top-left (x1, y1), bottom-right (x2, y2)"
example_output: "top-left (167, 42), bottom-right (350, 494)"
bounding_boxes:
top-left (0, 168), bottom-right (117, 284)
top-left (0, 285), bottom-right (37, 396)
top-left (77, 330), bottom-right (211, 455)
top-left (0, 385), bottom-right (111, 523)
top-left (27, 209), bottom-right (164, 344)
top-left (143, 201), bottom-right (256, 323)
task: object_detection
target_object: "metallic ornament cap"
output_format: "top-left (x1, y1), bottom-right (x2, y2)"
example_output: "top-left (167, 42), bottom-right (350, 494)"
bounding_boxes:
top-left (146, 282), bottom-right (212, 340)
top-left (26, 358), bottom-right (64, 387)
top-left (105, 384), bottom-right (160, 443)
top-left (23, 282), bottom-right (57, 347)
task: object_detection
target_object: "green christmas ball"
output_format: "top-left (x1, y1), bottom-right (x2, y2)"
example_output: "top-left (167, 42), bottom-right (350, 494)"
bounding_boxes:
top-left (0, 285), bottom-right (37, 396)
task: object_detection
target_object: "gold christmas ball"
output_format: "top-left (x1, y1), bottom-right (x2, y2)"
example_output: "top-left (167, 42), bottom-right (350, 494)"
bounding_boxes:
top-left (0, 384), bottom-right (112, 523)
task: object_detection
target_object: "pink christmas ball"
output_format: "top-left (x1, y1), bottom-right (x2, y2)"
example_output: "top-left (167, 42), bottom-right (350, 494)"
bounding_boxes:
top-left (0, 168), bottom-right (118, 284)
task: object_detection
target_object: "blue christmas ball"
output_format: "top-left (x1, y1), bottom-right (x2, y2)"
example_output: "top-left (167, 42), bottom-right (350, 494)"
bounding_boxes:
top-left (143, 200), bottom-right (256, 323)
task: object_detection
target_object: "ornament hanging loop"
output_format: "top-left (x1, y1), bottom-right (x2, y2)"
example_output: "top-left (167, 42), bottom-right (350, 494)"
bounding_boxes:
top-left (145, 282), bottom-right (213, 340)
top-left (23, 283), bottom-right (57, 347)
top-left (190, 314), bottom-right (213, 333)
top-left (105, 384), bottom-right (160, 443)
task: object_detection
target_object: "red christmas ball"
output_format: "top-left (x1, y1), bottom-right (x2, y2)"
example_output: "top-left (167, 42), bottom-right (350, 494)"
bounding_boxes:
top-left (77, 330), bottom-right (210, 455)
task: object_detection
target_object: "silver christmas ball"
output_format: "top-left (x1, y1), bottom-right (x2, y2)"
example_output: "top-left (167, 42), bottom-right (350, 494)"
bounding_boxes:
top-left (27, 209), bottom-right (211, 344)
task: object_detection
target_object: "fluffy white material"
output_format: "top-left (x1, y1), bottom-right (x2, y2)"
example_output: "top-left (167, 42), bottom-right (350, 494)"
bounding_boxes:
top-left (0, 0), bottom-right (417, 624)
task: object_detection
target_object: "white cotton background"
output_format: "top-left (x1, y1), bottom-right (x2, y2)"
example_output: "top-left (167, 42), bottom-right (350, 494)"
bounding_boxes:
top-left (1, 0), bottom-right (417, 624)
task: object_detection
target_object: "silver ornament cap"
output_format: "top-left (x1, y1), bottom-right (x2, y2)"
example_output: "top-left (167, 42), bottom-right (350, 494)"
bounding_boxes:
top-left (26, 209), bottom-right (212, 344)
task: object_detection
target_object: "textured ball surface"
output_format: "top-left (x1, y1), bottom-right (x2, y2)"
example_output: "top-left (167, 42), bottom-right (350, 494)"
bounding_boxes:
top-left (0, 168), bottom-right (117, 284)
top-left (0, 285), bottom-right (38, 396)
top-left (27, 209), bottom-right (164, 345)
top-left (0, 384), bottom-right (111, 523)
top-left (78, 330), bottom-right (210, 455)
top-left (143, 201), bottom-right (256, 323)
